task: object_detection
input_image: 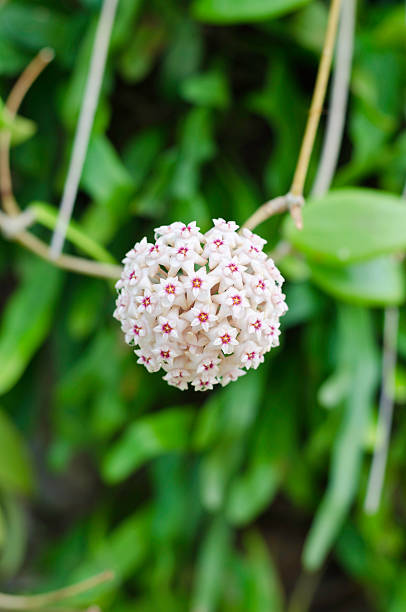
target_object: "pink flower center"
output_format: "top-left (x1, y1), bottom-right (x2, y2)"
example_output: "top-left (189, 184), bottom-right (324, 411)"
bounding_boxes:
top-left (252, 320), bottom-right (262, 330)
top-left (149, 244), bottom-right (159, 253)
top-left (249, 245), bottom-right (259, 253)
top-left (133, 324), bottom-right (142, 335)
top-left (246, 351), bottom-right (256, 360)
top-left (178, 246), bottom-right (188, 256)
top-left (198, 312), bottom-right (209, 323)
top-left (161, 350), bottom-right (170, 359)
top-left (213, 239), bottom-right (223, 248)
top-left (232, 295), bottom-right (241, 306)
top-left (203, 362), bottom-right (214, 371)
top-left (165, 284), bottom-right (176, 295)
top-left (220, 333), bottom-right (231, 344)
top-left (129, 271), bottom-right (136, 280)
top-left (257, 280), bottom-right (265, 290)
top-left (199, 380), bottom-right (209, 388)
top-left (192, 277), bottom-right (202, 288)
top-left (142, 296), bottom-right (151, 308)
top-left (228, 263), bottom-right (238, 273)
top-left (141, 355), bottom-right (150, 364)
top-left (162, 322), bottom-right (173, 334)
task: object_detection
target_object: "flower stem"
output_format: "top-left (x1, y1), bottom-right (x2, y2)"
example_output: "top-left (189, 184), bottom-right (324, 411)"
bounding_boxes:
top-left (0, 570), bottom-right (114, 610)
top-left (242, 0), bottom-right (342, 232)
top-left (0, 50), bottom-right (122, 280)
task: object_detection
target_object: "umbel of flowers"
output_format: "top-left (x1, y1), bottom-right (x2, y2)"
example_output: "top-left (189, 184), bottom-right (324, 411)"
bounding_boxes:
top-left (114, 219), bottom-right (287, 391)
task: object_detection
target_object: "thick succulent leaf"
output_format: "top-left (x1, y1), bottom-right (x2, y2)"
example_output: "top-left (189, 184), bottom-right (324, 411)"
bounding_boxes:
top-left (284, 189), bottom-right (406, 265)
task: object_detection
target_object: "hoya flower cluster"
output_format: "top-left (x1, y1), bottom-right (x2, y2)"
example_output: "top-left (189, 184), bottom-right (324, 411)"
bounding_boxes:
top-left (114, 219), bottom-right (287, 391)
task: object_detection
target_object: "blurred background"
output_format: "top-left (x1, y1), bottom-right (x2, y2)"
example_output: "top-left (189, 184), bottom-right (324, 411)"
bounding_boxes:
top-left (0, 0), bottom-right (406, 610)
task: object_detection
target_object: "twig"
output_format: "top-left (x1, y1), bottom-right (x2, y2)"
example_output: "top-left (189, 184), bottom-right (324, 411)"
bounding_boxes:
top-left (0, 48), bottom-right (54, 216)
top-left (0, 50), bottom-right (122, 280)
top-left (242, 0), bottom-right (342, 232)
top-left (363, 309), bottom-right (399, 514)
top-left (0, 570), bottom-right (114, 610)
top-left (50, 0), bottom-right (119, 259)
top-left (312, 0), bottom-right (356, 196)
top-left (241, 196), bottom-right (287, 232)
top-left (286, 570), bottom-right (321, 612)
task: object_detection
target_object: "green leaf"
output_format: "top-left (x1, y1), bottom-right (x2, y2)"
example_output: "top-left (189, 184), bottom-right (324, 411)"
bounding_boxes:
top-left (180, 68), bottom-right (230, 109)
top-left (30, 202), bottom-right (117, 264)
top-left (122, 128), bottom-right (165, 189)
top-left (0, 409), bottom-right (33, 493)
top-left (70, 507), bottom-right (152, 604)
top-left (309, 256), bottom-right (406, 306)
top-left (0, 99), bottom-right (36, 146)
top-left (172, 107), bottom-right (216, 199)
top-left (192, 0), bottom-right (311, 24)
top-left (191, 516), bottom-right (230, 612)
top-left (0, 2), bottom-right (74, 57)
top-left (226, 462), bottom-right (281, 525)
top-left (0, 39), bottom-right (29, 76)
top-left (81, 134), bottom-right (134, 206)
top-left (102, 407), bottom-right (195, 483)
top-left (242, 531), bottom-right (284, 612)
top-left (284, 189), bottom-right (406, 265)
top-left (302, 306), bottom-right (379, 571)
top-left (118, 20), bottom-right (166, 83)
top-left (0, 259), bottom-right (61, 395)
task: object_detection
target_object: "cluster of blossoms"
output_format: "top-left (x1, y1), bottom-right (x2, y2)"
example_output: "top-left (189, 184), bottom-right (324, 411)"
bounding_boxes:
top-left (114, 219), bottom-right (287, 391)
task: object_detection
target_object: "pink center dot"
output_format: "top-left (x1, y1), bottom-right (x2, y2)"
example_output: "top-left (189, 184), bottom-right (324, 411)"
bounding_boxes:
top-left (232, 295), bottom-right (241, 306)
top-left (192, 278), bottom-right (202, 288)
top-left (162, 322), bottom-right (173, 334)
top-left (198, 312), bottom-right (209, 322)
top-left (178, 247), bottom-right (188, 256)
top-left (252, 320), bottom-right (262, 330)
top-left (220, 333), bottom-right (231, 344)
top-left (165, 284), bottom-right (176, 295)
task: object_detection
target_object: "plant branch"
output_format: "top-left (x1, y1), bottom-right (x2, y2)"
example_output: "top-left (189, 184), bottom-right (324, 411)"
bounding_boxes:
top-left (364, 307), bottom-right (399, 514)
top-left (0, 48), bottom-right (54, 216)
top-left (50, 0), bottom-right (119, 259)
top-left (0, 50), bottom-right (122, 280)
top-left (242, 0), bottom-right (342, 232)
top-left (312, 0), bottom-right (355, 196)
top-left (0, 570), bottom-right (114, 610)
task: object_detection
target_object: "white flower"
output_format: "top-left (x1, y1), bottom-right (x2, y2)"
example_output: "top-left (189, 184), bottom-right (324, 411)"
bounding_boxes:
top-left (153, 314), bottom-right (185, 339)
top-left (192, 375), bottom-right (217, 391)
top-left (157, 276), bottom-right (184, 306)
top-left (219, 258), bottom-right (247, 290)
top-left (134, 349), bottom-right (160, 373)
top-left (214, 288), bottom-right (250, 318)
top-left (239, 341), bottom-right (264, 370)
top-left (182, 268), bottom-right (219, 300)
top-left (211, 324), bottom-right (239, 354)
top-left (183, 304), bottom-right (218, 333)
top-left (114, 218), bottom-right (287, 390)
top-left (135, 290), bottom-right (155, 314)
top-left (247, 310), bottom-right (266, 339)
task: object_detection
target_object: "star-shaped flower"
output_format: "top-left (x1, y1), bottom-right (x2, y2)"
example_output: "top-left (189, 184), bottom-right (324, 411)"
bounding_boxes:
top-left (211, 324), bottom-right (239, 354)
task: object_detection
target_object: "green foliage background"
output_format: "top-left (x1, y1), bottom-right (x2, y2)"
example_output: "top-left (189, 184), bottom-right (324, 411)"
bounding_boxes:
top-left (0, 0), bottom-right (406, 610)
